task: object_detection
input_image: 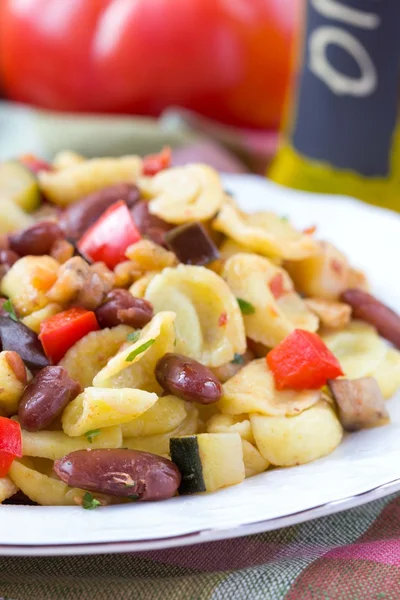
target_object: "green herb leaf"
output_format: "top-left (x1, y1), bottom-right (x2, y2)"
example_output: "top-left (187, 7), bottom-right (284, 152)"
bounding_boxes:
top-left (85, 429), bottom-right (101, 443)
top-left (237, 298), bottom-right (255, 315)
top-left (128, 494), bottom-right (139, 501)
top-left (125, 339), bottom-right (155, 362)
top-left (127, 331), bottom-right (140, 343)
top-left (82, 492), bottom-right (101, 510)
top-left (231, 353), bottom-right (244, 365)
top-left (3, 299), bottom-right (18, 321)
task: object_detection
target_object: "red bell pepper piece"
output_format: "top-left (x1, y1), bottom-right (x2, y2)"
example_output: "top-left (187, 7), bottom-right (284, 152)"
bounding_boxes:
top-left (143, 147), bottom-right (172, 176)
top-left (0, 417), bottom-right (22, 477)
top-left (19, 153), bottom-right (52, 174)
top-left (77, 200), bottom-right (141, 269)
top-left (39, 307), bottom-right (99, 364)
top-left (266, 329), bottom-right (343, 390)
top-left (269, 273), bottom-right (286, 300)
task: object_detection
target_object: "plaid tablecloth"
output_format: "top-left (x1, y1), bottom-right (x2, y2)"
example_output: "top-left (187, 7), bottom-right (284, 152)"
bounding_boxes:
top-left (0, 493), bottom-right (400, 599)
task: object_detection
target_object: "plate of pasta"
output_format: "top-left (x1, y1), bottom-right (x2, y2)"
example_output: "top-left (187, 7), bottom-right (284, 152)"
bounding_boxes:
top-left (0, 150), bottom-right (399, 555)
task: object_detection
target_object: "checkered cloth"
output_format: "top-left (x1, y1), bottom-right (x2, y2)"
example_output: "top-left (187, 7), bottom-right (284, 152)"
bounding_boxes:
top-left (0, 493), bottom-right (399, 599)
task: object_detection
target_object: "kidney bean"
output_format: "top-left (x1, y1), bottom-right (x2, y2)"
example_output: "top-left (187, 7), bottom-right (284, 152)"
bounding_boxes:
top-left (0, 316), bottom-right (49, 371)
top-left (60, 184), bottom-right (141, 240)
top-left (9, 221), bottom-right (65, 256)
top-left (5, 351), bottom-right (27, 386)
top-left (95, 289), bottom-right (153, 329)
top-left (131, 200), bottom-right (173, 246)
top-left (54, 448), bottom-right (181, 500)
top-left (0, 249), bottom-right (19, 269)
top-left (341, 289), bottom-right (400, 349)
top-left (18, 366), bottom-right (81, 431)
top-left (155, 353), bottom-right (222, 404)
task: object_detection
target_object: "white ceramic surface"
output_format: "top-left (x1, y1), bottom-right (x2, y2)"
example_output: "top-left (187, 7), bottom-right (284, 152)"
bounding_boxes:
top-left (2, 174), bottom-right (400, 556)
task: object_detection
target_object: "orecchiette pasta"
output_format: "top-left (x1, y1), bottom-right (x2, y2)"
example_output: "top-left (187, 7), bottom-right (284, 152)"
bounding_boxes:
top-left (93, 311), bottom-right (176, 391)
top-left (38, 156), bottom-right (143, 206)
top-left (144, 265), bottom-right (246, 367)
top-left (218, 358), bottom-right (321, 416)
top-left (125, 240), bottom-right (177, 272)
top-left (121, 395), bottom-right (188, 438)
top-left (250, 399), bottom-right (343, 467)
top-left (0, 477), bottom-right (18, 503)
top-left (213, 203), bottom-right (319, 260)
top-left (128, 272), bottom-right (158, 298)
top-left (59, 325), bottom-right (134, 388)
top-left (52, 150), bottom-right (86, 170)
top-left (21, 426), bottom-right (122, 461)
top-left (1, 256), bottom-right (59, 316)
top-left (0, 351), bottom-right (28, 415)
top-left (62, 388), bottom-right (158, 436)
top-left (142, 164), bottom-right (224, 224)
top-left (222, 253), bottom-right (318, 347)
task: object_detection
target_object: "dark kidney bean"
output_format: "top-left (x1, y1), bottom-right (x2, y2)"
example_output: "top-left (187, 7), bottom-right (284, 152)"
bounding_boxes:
top-left (0, 316), bottom-right (49, 371)
top-left (9, 221), bottom-right (65, 256)
top-left (18, 366), bottom-right (81, 431)
top-left (0, 250), bottom-right (19, 269)
top-left (131, 200), bottom-right (173, 246)
top-left (341, 289), bottom-right (400, 349)
top-left (54, 448), bottom-right (181, 500)
top-left (165, 222), bottom-right (220, 266)
top-left (155, 353), bottom-right (222, 404)
top-left (95, 289), bottom-right (153, 329)
top-left (60, 184), bottom-right (141, 240)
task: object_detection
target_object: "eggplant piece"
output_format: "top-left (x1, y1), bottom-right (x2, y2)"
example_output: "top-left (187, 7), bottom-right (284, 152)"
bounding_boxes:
top-left (165, 222), bottom-right (220, 266)
top-left (327, 377), bottom-right (389, 431)
top-left (341, 289), bottom-right (400, 349)
top-left (0, 316), bottom-right (49, 371)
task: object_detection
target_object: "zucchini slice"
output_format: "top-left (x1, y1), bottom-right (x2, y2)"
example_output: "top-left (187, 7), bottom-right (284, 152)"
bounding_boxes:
top-left (170, 432), bottom-right (245, 494)
top-left (0, 161), bottom-right (41, 212)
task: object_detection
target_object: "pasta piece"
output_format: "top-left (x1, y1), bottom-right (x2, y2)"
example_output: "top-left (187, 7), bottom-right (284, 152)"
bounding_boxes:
top-left (121, 395), bottom-right (188, 438)
top-left (285, 241), bottom-right (353, 301)
top-left (322, 321), bottom-right (387, 380)
top-left (143, 164), bottom-right (224, 224)
top-left (241, 439), bottom-right (270, 478)
top-left (219, 358), bottom-right (321, 416)
top-left (21, 425), bottom-right (122, 460)
top-left (93, 312), bottom-right (176, 391)
top-left (8, 459), bottom-right (86, 506)
top-left (0, 351), bottom-right (28, 415)
top-left (305, 298), bottom-right (351, 330)
top-left (1, 256), bottom-right (59, 316)
top-left (124, 406), bottom-right (199, 456)
top-left (59, 325), bottom-right (134, 388)
top-left (222, 254), bottom-right (318, 347)
top-left (125, 240), bottom-right (177, 272)
top-left (206, 413), bottom-right (255, 444)
top-left (372, 348), bottom-right (400, 400)
top-left (251, 400), bottom-right (343, 467)
top-left (144, 265), bottom-right (246, 367)
top-left (0, 476), bottom-right (18, 503)
top-left (213, 203), bottom-right (318, 260)
top-left (128, 272), bottom-right (158, 298)
top-left (62, 388), bottom-right (158, 436)
top-left (21, 303), bottom-right (63, 334)
top-left (219, 238), bottom-right (282, 267)
top-left (52, 150), bottom-right (86, 170)
top-left (38, 156), bottom-right (142, 206)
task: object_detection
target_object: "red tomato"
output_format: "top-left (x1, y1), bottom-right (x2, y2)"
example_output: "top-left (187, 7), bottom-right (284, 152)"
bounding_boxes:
top-left (0, 417), bottom-right (22, 477)
top-left (77, 200), bottom-right (142, 269)
top-left (0, 0), bottom-right (299, 129)
top-left (39, 307), bottom-right (100, 364)
top-left (266, 329), bottom-right (343, 390)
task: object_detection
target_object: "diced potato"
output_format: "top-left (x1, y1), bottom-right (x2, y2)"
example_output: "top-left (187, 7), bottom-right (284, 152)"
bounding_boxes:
top-left (0, 196), bottom-right (34, 233)
top-left (371, 348), bottom-right (400, 400)
top-left (21, 303), bottom-right (63, 334)
top-left (121, 395), bottom-right (188, 438)
top-left (206, 413), bottom-right (255, 444)
top-left (59, 325), bottom-right (134, 388)
top-left (52, 150), bottom-right (86, 170)
top-left (0, 476), bottom-right (18, 503)
top-left (1, 256), bottom-right (59, 316)
top-left (250, 400), bottom-right (343, 467)
top-left (0, 161), bottom-right (41, 212)
top-left (241, 439), bottom-right (270, 478)
top-left (0, 350), bottom-right (28, 415)
top-left (305, 298), bottom-right (351, 330)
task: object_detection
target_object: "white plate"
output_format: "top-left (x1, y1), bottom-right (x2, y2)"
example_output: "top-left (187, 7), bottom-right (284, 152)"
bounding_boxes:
top-left (2, 174), bottom-right (400, 556)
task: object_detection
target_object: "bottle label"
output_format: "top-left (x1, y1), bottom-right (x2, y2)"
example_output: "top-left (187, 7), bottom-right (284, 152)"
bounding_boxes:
top-left (292, 1), bottom-right (400, 177)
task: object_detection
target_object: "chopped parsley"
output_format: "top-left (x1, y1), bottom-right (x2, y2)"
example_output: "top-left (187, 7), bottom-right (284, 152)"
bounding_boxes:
top-left (3, 299), bottom-right (18, 321)
top-left (82, 492), bottom-right (101, 510)
top-left (237, 298), bottom-right (255, 315)
top-left (232, 353), bottom-right (244, 365)
top-left (125, 339), bottom-right (155, 362)
top-left (128, 494), bottom-right (140, 501)
top-left (85, 429), bottom-right (101, 443)
top-left (127, 331), bottom-right (140, 343)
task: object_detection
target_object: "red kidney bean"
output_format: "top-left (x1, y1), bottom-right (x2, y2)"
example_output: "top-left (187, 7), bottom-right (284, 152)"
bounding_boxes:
top-left (0, 315), bottom-right (49, 372)
top-left (18, 366), bottom-right (81, 431)
top-left (9, 221), bottom-right (64, 256)
top-left (60, 184), bottom-right (141, 240)
top-left (54, 449), bottom-right (181, 500)
top-left (95, 289), bottom-right (153, 329)
top-left (131, 200), bottom-right (173, 246)
top-left (341, 289), bottom-right (400, 349)
top-left (0, 249), bottom-right (19, 269)
top-left (155, 353), bottom-right (223, 404)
